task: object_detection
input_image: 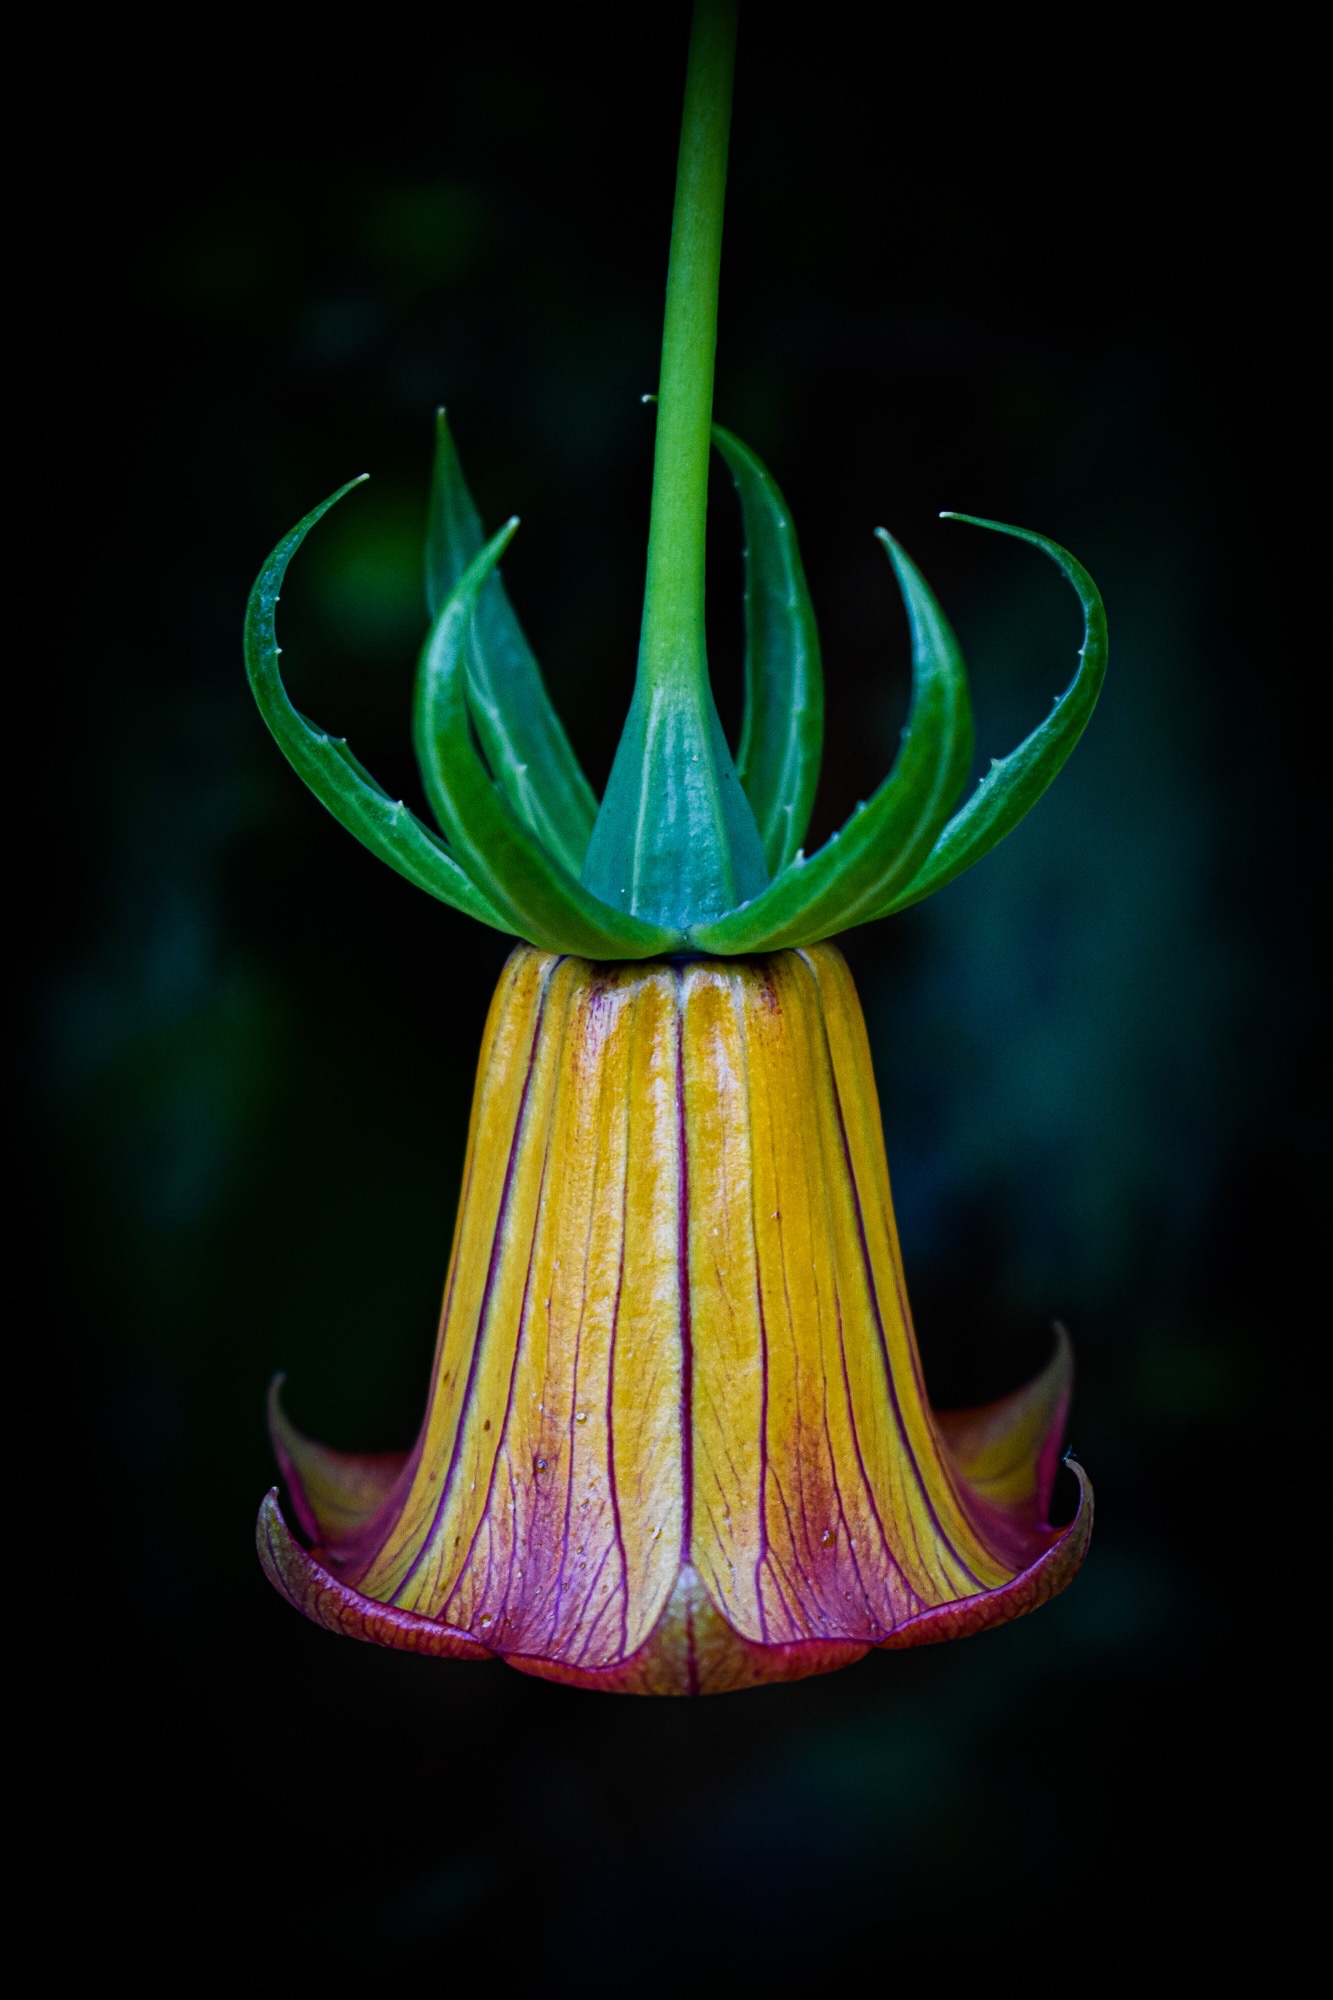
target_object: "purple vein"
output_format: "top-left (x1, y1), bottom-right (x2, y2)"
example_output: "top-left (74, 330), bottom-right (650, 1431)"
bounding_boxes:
top-left (822, 1022), bottom-right (985, 1592)
top-left (573, 1542), bottom-right (619, 1663)
top-left (442, 1085), bottom-right (554, 1629)
top-left (552, 987), bottom-right (611, 1639)
top-left (733, 977), bottom-right (773, 1646)
top-left (604, 1004), bottom-right (632, 1663)
top-left (392, 964), bottom-right (558, 1605)
top-left (675, 982), bottom-right (694, 1564)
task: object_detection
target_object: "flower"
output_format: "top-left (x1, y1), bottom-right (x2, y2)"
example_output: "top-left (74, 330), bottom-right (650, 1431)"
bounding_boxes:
top-left (259, 943), bottom-right (1090, 1693)
top-left (245, 0), bottom-right (1105, 1693)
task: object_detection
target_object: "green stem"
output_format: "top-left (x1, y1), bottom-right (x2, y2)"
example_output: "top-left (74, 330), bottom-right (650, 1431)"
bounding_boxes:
top-left (639, 0), bottom-right (737, 695)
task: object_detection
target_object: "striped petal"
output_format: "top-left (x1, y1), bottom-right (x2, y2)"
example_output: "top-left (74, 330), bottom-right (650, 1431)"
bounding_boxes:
top-left (261, 945), bottom-right (1090, 1692)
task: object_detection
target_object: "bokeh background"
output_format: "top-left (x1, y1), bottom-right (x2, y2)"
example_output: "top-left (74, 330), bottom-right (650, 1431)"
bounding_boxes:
top-left (34, 7), bottom-right (1312, 1978)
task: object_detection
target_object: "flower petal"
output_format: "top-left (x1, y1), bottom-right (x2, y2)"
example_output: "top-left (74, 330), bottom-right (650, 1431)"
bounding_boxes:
top-left (934, 1322), bottom-right (1073, 1569)
top-left (684, 946), bottom-right (1036, 1645)
top-left (879, 1457), bottom-right (1093, 1648)
top-left (255, 1491), bottom-right (493, 1661)
top-left (505, 1563), bottom-right (868, 1696)
top-left (259, 943), bottom-right (1091, 1688)
top-left (267, 1376), bottom-right (407, 1545)
top-left (343, 951), bottom-right (686, 1668)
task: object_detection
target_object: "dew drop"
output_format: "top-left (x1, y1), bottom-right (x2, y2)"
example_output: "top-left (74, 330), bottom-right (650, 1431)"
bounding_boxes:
top-left (483, 1418), bottom-right (492, 1432)
top-left (535, 1457), bottom-right (549, 1473)
top-left (820, 1528), bottom-right (834, 1547)
top-left (478, 1614), bottom-right (493, 1630)
top-left (575, 1410), bottom-right (588, 1424)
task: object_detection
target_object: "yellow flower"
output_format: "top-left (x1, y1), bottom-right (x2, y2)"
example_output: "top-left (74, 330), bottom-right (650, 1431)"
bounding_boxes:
top-left (259, 945), bottom-right (1089, 1694)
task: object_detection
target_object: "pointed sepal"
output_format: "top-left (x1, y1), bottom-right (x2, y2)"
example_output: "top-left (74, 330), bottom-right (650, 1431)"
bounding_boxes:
top-left (425, 411), bottom-right (599, 876)
top-left (243, 481), bottom-right (512, 933)
top-left (690, 531), bottom-right (973, 951)
top-left (878, 516), bottom-right (1108, 914)
top-left (579, 668), bottom-right (769, 928)
top-left (714, 424), bottom-right (824, 871)
top-left (415, 524), bottom-right (686, 957)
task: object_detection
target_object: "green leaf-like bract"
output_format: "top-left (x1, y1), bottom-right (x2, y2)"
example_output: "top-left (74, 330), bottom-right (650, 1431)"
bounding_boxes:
top-left (874, 516), bottom-right (1108, 915)
top-left (244, 433), bottom-right (1106, 960)
top-left (717, 424), bottom-right (824, 873)
top-left (414, 524), bottom-right (684, 958)
top-left (424, 412), bottom-right (598, 877)
top-left (243, 483), bottom-right (510, 935)
top-left (691, 531), bottom-right (973, 953)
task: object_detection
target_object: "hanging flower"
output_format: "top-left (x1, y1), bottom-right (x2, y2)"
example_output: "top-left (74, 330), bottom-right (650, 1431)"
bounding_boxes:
top-left (245, 0), bottom-right (1104, 1694)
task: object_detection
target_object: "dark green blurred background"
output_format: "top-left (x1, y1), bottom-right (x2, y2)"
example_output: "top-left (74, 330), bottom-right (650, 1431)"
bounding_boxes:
top-left (32, 8), bottom-right (1313, 1979)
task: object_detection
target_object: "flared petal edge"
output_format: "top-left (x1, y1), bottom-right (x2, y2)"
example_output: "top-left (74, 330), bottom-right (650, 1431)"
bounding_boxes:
top-left (257, 1457), bottom-right (1090, 1690)
top-left (256, 1490), bottom-right (493, 1662)
top-left (879, 1456), bottom-right (1092, 1650)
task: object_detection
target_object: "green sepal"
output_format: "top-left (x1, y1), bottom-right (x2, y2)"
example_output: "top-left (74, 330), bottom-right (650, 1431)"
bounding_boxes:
top-left (715, 423), bottom-right (824, 873)
top-left (414, 522), bottom-right (686, 958)
top-left (579, 670), bottom-right (768, 929)
top-left (875, 516), bottom-right (1108, 916)
top-left (243, 481), bottom-right (511, 934)
top-left (424, 410), bottom-right (599, 877)
top-left (689, 531), bottom-right (974, 953)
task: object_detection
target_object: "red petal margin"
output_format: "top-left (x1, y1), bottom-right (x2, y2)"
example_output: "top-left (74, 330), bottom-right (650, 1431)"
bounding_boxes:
top-left (878, 1458), bottom-right (1093, 1651)
top-left (503, 1563), bottom-right (869, 1697)
top-left (256, 1490), bottom-right (494, 1662)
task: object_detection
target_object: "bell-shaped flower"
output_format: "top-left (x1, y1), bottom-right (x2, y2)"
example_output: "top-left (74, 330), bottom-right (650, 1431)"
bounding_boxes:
top-left (244, 0), bottom-right (1104, 1693)
top-left (259, 944), bottom-right (1089, 1692)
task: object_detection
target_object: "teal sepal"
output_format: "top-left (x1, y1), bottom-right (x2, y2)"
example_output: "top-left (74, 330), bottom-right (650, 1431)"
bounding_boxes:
top-left (875, 516), bottom-right (1108, 917)
top-left (579, 674), bottom-right (769, 928)
top-left (714, 424), bottom-right (824, 873)
top-left (689, 531), bottom-right (974, 953)
top-left (424, 410), bottom-right (598, 877)
top-left (415, 521), bottom-right (686, 958)
top-left (244, 481), bottom-right (511, 935)
top-left (577, 585), bottom-right (770, 929)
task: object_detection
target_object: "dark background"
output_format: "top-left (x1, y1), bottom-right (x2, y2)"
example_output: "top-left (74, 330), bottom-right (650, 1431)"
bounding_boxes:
top-left (30, 6), bottom-right (1314, 1981)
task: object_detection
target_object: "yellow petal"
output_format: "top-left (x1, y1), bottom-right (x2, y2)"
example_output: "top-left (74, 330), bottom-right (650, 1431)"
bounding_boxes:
top-left (273, 942), bottom-right (1088, 1689)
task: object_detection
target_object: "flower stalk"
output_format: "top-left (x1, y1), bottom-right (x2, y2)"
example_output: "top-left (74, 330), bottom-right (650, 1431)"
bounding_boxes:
top-left (581, 0), bottom-right (769, 927)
